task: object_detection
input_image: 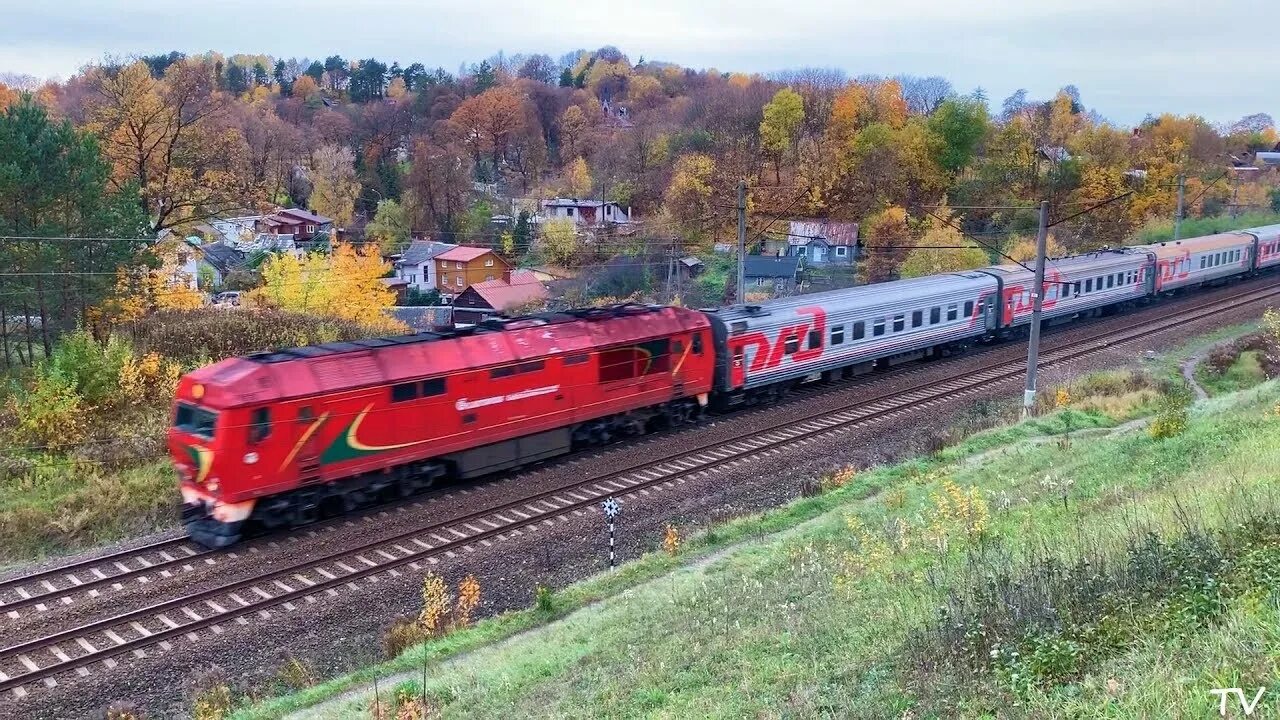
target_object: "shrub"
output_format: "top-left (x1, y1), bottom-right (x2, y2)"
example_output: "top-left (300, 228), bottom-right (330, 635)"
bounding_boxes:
top-left (662, 524), bottom-right (681, 556)
top-left (381, 615), bottom-right (428, 660)
top-left (1150, 383), bottom-right (1193, 439)
top-left (101, 701), bottom-right (146, 720)
top-left (189, 665), bottom-right (233, 720)
top-left (535, 584), bottom-right (556, 615)
top-left (5, 367), bottom-right (86, 451)
top-left (121, 308), bottom-right (399, 366)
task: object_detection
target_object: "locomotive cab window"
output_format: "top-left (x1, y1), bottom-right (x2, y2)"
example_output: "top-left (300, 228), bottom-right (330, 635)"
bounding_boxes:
top-left (930, 307), bottom-right (941, 324)
top-left (421, 377), bottom-right (446, 397)
top-left (490, 366), bottom-right (516, 379)
top-left (852, 321), bottom-right (866, 340)
top-left (911, 310), bottom-right (922, 328)
top-left (249, 407), bottom-right (271, 444)
top-left (174, 403), bottom-right (217, 440)
top-left (392, 382), bottom-right (418, 402)
top-left (692, 332), bottom-right (704, 355)
top-left (831, 326), bottom-right (845, 345)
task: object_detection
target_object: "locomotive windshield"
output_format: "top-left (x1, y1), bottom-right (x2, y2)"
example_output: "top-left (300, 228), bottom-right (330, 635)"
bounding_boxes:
top-left (174, 402), bottom-right (218, 440)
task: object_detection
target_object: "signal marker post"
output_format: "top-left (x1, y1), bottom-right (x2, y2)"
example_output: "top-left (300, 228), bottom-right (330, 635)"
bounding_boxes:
top-left (1023, 200), bottom-right (1050, 418)
top-left (601, 497), bottom-right (621, 570)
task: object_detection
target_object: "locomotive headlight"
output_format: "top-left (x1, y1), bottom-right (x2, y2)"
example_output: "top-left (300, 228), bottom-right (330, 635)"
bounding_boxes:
top-left (243, 452), bottom-right (259, 465)
top-left (207, 478), bottom-right (220, 493)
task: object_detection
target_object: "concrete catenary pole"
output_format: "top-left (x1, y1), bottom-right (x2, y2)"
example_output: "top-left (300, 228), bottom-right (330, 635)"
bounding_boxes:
top-left (1174, 174), bottom-right (1185, 241)
top-left (736, 180), bottom-right (747, 304)
top-left (1023, 200), bottom-right (1050, 417)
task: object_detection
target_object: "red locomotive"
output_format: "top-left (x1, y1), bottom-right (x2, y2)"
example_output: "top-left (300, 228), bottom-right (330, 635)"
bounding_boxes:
top-left (170, 305), bottom-right (714, 547)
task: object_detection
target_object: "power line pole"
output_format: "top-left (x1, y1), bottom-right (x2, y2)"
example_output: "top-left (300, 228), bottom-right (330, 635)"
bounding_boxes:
top-left (1023, 200), bottom-right (1050, 418)
top-left (1174, 174), bottom-right (1185, 240)
top-left (665, 236), bottom-right (677, 303)
top-left (736, 180), bottom-right (747, 304)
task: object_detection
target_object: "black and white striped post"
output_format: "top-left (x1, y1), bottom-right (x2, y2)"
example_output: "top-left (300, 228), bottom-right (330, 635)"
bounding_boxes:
top-left (601, 497), bottom-right (621, 570)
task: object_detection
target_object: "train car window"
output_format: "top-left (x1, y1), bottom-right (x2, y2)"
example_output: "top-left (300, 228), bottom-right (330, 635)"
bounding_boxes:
top-left (1107, 275), bottom-right (1114, 289)
top-left (730, 321), bottom-right (747, 335)
top-left (911, 310), bottom-right (923, 328)
top-left (564, 353), bottom-right (590, 365)
top-left (1074, 281), bottom-right (1081, 296)
top-left (490, 366), bottom-right (516, 379)
top-left (392, 382), bottom-right (419, 402)
top-left (807, 330), bottom-right (821, 349)
top-left (1096, 276), bottom-right (1104, 290)
top-left (964, 300), bottom-right (974, 318)
top-left (831, 326), bottom-right (845, 345)
top-left (421, 378), bottom-right (446, 397)
top-left (892, 315), bottom-right (905, 332)
top-left (692, 332), bottom-right (704, 355)
top-left (873, 319), bottom-right (885, 337)
top-left (299, 406), bottom-right (314, 422)
top-left (853, 321), bottom-right (866, 340)
top-left (784, 335), bottom-right (800, 354)
top-left (930, 307), bottom-right (941, 324)
top-left (1085, 278), bottom-right (1093, 292)
top-left (249, 407), bottom-right (271, 444)
top-left (947, 305), bottom-right (958, 321)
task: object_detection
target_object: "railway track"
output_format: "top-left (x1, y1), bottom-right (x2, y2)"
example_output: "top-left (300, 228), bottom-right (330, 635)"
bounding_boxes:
top-left (3, 278), bottom-right (1279, 699)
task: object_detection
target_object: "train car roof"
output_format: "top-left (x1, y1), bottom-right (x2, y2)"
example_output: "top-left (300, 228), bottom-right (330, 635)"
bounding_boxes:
top-left (707, 272), bottom-right (995, 321)
top-left (1130, 231), bottom-right (1253, 258)
top-left (1241, 224), bottom-right (1280, 243)
top-left (978, 249), bottom-right (1146, 278)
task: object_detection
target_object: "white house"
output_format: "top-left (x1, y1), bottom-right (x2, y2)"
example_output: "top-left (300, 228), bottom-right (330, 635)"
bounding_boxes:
top-left (394, 240), bottom-right (457, 293)
top-left (540, 198), bottom-right (631, 226)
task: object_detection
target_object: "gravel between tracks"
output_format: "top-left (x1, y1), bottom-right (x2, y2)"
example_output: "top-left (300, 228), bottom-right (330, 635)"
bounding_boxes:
top-left (2, 283), bottom-right (1275, 720)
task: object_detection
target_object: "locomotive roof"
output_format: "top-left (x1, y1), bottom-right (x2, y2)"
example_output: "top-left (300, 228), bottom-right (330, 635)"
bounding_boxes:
top-left (241, 304), bottom-right (680, 364)
top-left (708, 272), bottom-right (994, 321)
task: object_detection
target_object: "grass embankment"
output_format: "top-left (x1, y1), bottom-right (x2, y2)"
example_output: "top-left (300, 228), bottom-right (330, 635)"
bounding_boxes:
top-left (0, 310), bottom-right (393, 565)
top-left (235, 358), bottom-right (1280, 720)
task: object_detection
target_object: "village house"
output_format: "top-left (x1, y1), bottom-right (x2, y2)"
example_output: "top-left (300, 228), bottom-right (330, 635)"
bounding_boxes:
top-left (767, 220), bottom-right (860, 265)
top-left (393, 240), bottom-right (457, 293)
top-left (435, 246), bottom-right (512, 298)
top-left (257, 208), bottom-right (335, 242)
top-left (541, 198), bottom-right (632, 226)
top-left (744, 255), bottom-right (803, 296)
top-left (451, 270), bottom-right (548, 324)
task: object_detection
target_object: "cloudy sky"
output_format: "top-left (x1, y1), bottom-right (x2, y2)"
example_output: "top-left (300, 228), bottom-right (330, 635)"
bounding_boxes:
top-left (1, 0), bottom-right (1273, 126)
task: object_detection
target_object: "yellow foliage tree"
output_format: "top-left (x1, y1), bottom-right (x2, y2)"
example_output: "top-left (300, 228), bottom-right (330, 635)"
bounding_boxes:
top-left (663, 153), bottom-right (715, 236)
top-left (565, 156), bottom-right (592, 197)
top-left (386, 76), bottom-right (408, 99)
top-left (250, 243), bottom-right (402, 328)
top-left (760, 87), bottom-right (805, 183)
top-left (309, 145), bottom-right (360, 226)
top-left (899, 207), bottom-right (990, 278)
top-left (1004, 232), bottom-right (1067, 262)
top-left (537, 218), bottom-right (580, 267)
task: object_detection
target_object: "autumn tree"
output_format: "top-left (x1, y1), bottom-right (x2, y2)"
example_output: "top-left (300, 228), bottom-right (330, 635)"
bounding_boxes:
top-left (404, 135), bottom-right (473, 235)
top-left (1005, 232), bottom-right (1066, 262)
top-left (449, 85), bottom-right (527, 171)
top-left (252, 243), bottom-right (401, 329)
top-left (365, 199), bottom-right (411, 254)
top-left (759, 87), bottom-right (805, 183)
top-left (309, 144), bottom-right (360, 226)
top-left (899, 208), bottom-right (989, 278)
top-left (859, 206), bottom-right (912, 283)
top-left (87, 58), bottom-right (249, 231)
top-left (928, 97), bottom-right (989, 174)
top-left (565, 156), bottom-right (592, 196)
top-left (536, 218), bottom-right (580, 266)
top-left (559, 104), bottom-right (588, 162)
top-left (663, 153), bottom-right (715, 238)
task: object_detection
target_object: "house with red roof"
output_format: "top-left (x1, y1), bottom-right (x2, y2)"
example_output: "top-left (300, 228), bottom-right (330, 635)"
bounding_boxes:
top-left (434, 246), bottom-right (511, 298)
top-left (451, 270), bottom-right (548, 324)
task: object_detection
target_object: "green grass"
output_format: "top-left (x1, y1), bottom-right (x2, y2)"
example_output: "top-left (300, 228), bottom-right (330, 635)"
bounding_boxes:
top-left (0, 456), bottom-right (177, 566)
top-left (1132, 211), bottom-right (1280, 244)
top-left (1199, 350), bottom-right (1268, 396)
top-left (235, 376), bottom-right (1280, 720)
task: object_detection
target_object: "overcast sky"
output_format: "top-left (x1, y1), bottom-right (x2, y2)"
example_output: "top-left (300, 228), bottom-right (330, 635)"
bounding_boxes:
top-left (1, 0), bottom-right (1273, 126)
